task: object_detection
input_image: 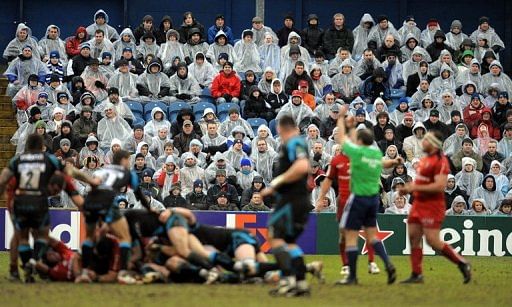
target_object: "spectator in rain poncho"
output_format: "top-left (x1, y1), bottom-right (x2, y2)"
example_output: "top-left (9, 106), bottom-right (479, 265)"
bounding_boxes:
top-left (469, 17), bottom-right (505, 55)
top-left (206, 30), bottom-right (236, 66)
top-left (113, 28), bottom-right (136, 61)
top-left (154, 155), bottom-right (180, 199)
top-left (381, 52), bottom-right (404, 89)
top-left (305, 124), bottom-right (325, 148)
top-left (46, 107), bottom-right (65, 137)
top-left (359, 67), bottom-right (391, 105)
top-left (251, 125), bottom-right (277, 151)
top-left (481, 61), bottom-right (512, 95)
top-left (258, 33), bottom-right (281, 75)
top-left (455, 157), bottom-right (484, 198)
top-left (108, 59), bottom-right (139, 99)
top-left (276, 90), bottom-right (315, 125)
top-left (86, 9), bottom-right (119, 42)
top-left (328, 47), bottom-right (357, 77)
top-left (389, 97), bottom-right (410, 126)
top-left (11, 106), bottom-right (40, 155)
top-left (225, 139), bottom-right (249, 172)
top-left (430, 63), bottom-right (456, 102)
top-left (188, 52), bottom-right (215, 89)
top-left (87, 29), bottom-right (114, 60)
top-left (205, 152), bottom-right (236, 184)
top-left (136, 59), bottom-right (171, 102)
top-left (234, 30), bottom-right (261, 74)
top-left (168, 61), bottom-right (201, 104)
top-left (279, 46), bottom-right (306, 81)
top-left (312, 174), bottom-right (337, 213)
top-left (98, 52), bottom-right (115, 80)
top-left (414, 94), bottom-right (436, 123)
top-left (354, 49), bottom-right (381, 81)
top-left (443, 123), bottom-right (471, 157)
top-left (95, 87), bottom-right (134, 125)
top-left (420, 19), bottom-right (441, 47)
top-left (187, 139), bottom-right (207, 169)
top-left (473, 123), bottom-right (495, 155)
top-left (456, 59), bottom-right (482, 90)
top-left (397, 16), bottom-right (421, 46)
top-left (445, 20), bottom-right (468, 51)
top-left (3, 23), bottom-right (40, 61)
top-left (12, 74), bottom-right (43, 115)
top-left (183, 28), bottom-right (209, 65)
top-left (488, 160), bottom-right (509, 196)
top-left (197, 108), bottom-right (220, 136)
top-left (280, 31), bottom-right (311, 66)
top-left (467, 198), bottom-right (491, 215)
top-left (402, 47), bottom-right (430, 86)
top-left (498, 124), bottom-right (512, 159)
top-left (80, 58), bottom-right (108, 102)
top-left (78, 135), bottom-right (105, 167)
top-left (96, 102), bottom-right (132, 150)
top-left (45, 74), bottom-right (72, 104)
top-left (219, 108), bottom-right (254, 138)
top-left (250, 139), bottom-right (278, 184)
top-left (437, 91), bottom-right (462, 125)
top-left (4, 46), bottom-right (48, 97)
top-left (403, 121), bottom-right (426, 162)
top-left (54, 92), bottom-right (77, 122)
top-left (143, 107), bottom-right (171, 139)
top-left (367, 15), bottom-right (401, 48)
top-left (136, 33), bottom-right (159, 62)
top-left (368, 98), bottom-right (390, 125)
top-left (38, 25), bottom-right (67, 63)
top-left (458, 80), bottom-right (482, 110)
top-left (425, 31), bottom-right (455, 63)
top-left (148, 126), bottom-right (171, 159)
top-left (311, 141), bottom-right (331, 170)
top-left (352, 13), bottom-right (375, 59)
top-left (429, 49), bottom-right (459, 79)
top-left (315, 93), bottom-right (342, 124)
top-left (470, 174), bottom-right (504, 212)
top-left (257, 67), bottom-right (277, 95)
top-left (384, 193), bottom-right (411, 215)
top-left (331, 59), bottom-right (361, 103)
top-left (158, 30), bottom-right (185, 74)
top-left (493, 199), bottom-right (512, 216)
top-left (226, 126), bottom-right (252, 155)
top-left (132, 141), bottom-right (156, 171)
top-left (251, 16), bottom-right (278, 47)
top-left (400, 33), bottom-right (420, 63)
top-left (445, 195), bottom-right (468, 216)
top-left (309, 64), bottom-right (332, 99)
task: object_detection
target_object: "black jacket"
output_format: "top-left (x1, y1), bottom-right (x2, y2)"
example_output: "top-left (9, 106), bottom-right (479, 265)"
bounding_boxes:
top-left (320, 117), bottom-right (337, 139)
top-left (276, 26), bottom-right (301, 48)
top-left (423, 119), bottom-right (450, 140)
top-left (301, 24), bottom-right (323, 55)
top-left (322, 25), bottom-right (354, 57)
top-left (266, 92), bottom-right (288, 114)
top-left (170, 108), bottom-right (202, 137)
top-left (173, 131), bottom-right (200, 155)
top-left (395, 124), bottom-right (414, 143)
top-left (445, 187), bottom-right (468, 210)
top-left (156, 15), bottom-right (174, 45)
top-left (482, 152), bottom-right (505, 174)
top-left (186, 192), bottom-right (208, 210)
top-left (284, 71), bottom-right (314, 95)
top-left (207, 183), bottom-right (239, 206)
top-left (406, 73), bottom-right (433, 97)
top-left (70, 54), bottom-right (92, 79)
top-left (244, 86), bottom-right (273, 121)
top-left (133, 25), bottom-right (158, 46)
top-left (178, 21), bottom-right (205, 44)
top-left (116, 56), bottom-right (144, 75)
top-left (163, 194), bottom-right (189, 208)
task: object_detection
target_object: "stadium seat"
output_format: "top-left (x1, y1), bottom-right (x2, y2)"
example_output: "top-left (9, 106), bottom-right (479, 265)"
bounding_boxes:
top-left (193, 102), bottom-right (216, 121)
top-left (125, 101), bottom-right (143, 118)
top-left (247, 118), bottom-right (268, 136)
top-left (390, 88), bottom-right (406, 112)
top-left (132, 116), bottom-right (145, 127)
top-left (269, 119), bottom-right (277, 136)
top-left (168, 102), bottom-right (191, 122)
top-left (217, 103), bottom-right (239, 122)
top-left (144, 101), bottom-right (168, 121)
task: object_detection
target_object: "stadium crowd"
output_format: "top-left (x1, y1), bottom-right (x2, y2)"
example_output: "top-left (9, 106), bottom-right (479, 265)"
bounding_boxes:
top-left (4, 10), bottom-right (512, 217)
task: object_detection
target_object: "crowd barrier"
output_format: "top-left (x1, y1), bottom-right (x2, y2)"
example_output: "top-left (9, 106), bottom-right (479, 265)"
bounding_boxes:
top-left (1, 209), bottom-right (510, 256)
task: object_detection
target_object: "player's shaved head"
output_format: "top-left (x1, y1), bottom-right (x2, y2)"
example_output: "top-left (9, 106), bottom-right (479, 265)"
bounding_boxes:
top-left (356, 129), bottom-right (374, 146)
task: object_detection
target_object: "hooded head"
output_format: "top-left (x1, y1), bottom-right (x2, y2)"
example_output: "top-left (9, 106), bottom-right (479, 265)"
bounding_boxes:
top-left (270, 78), bottom-right (283, 95)
top-left (482, 174), bottom-right (496, 191)
top-left (287, 31), bottom-right (302, 45)
top-left (450, 195), bottom-right (468, 214)
top-left (166, 29), bottom-right (180, 42)
top-left (214, 30), bottom-right (228, 44)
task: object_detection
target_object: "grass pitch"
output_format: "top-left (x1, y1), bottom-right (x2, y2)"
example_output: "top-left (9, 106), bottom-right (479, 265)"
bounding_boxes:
top-left (0, 253), bottom-right (510, 307)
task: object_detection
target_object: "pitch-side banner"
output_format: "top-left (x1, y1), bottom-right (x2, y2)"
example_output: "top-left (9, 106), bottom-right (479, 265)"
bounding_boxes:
top-left (0, 209), bottom-right (510, 256)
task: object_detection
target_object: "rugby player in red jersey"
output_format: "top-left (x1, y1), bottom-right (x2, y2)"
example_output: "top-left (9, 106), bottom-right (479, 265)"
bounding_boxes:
top-left (398, 131), bottom-right (471, 284)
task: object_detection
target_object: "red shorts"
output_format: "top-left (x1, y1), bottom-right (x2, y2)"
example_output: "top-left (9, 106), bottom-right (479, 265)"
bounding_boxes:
top-left (408, 203), bottom-right (445, 229)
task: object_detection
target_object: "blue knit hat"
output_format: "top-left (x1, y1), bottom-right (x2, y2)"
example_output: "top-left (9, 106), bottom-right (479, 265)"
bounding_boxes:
top-left (355, 109), bottom-right (365, 116)
top-left (399, 97), bottom-right (408, 104)
top-left (102, 51), bottom-right (112, 59)
top-left (193, 179), bottom-right (203, 188)
top-left (471, 93), bottom-right (481, 100)
top-left (49, 50), bottom-right (60, 58)
top-left (240, 158), bottom-right (252, 168)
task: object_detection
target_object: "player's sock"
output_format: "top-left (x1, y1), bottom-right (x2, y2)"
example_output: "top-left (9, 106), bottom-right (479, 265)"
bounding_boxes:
top-left (176, 262), bottom-right (202, 276)
top-left (33, 239), bottom-right (48, 261)
top-left (187, 251), bottom-right (213, 269)
top-left (256, 262), bottom-right (280, 276)
top-left (367, 243), bottom-right (375, 263)
top-left (411, 247), bottom-right (423, 275)
top-left (371, 240), bottom-right (391, 268)
top-left (208, 251), bottom-right (234, 271)
top-left (18, 244), bottom-right (32, 266)
top-left (272, 245), bottom-right (292, 277)
top-left (441, 243), bottom-right (465, 265)
top-left (289, 246), bottom-right (306, 281)
top-left (119, 242), bottom-right (131, 270)
top-left (339, 242), bottom-right (348, 266)
top-left (81, 240), bottom-right (94, 269)
top-left (346, 246), bottom-right (358, 279)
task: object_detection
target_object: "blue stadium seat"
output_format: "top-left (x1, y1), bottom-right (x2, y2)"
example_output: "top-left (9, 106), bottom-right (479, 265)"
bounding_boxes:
top-left (217, 103), bottom-right (239, 122)
top-left (144, 101), bottom-right (168, 121)
top-left (132, 116), bottom-right (145, 127)
top-left (193, 102), bottom-right (216, 121)
top-left (269, 119), bottom-right (277, 136)
top-left (125, 101), bottom-right (143, 118)
top-left (168, 102), bottom-right (191, 122)
top-left (247, 118), bottom-right (268, 136)
top-left (390, 88), bottom-right (406, 111)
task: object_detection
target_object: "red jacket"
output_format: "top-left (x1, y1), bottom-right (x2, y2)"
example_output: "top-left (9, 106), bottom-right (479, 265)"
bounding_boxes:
top-left (211, 71), bottom-right (241, 98)
top-left (470, 110), bottom-right (502, 140)
top-left (66, 26), bottom-right (88, 58)
top-left (463, 102), bottom-right (485, 135)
